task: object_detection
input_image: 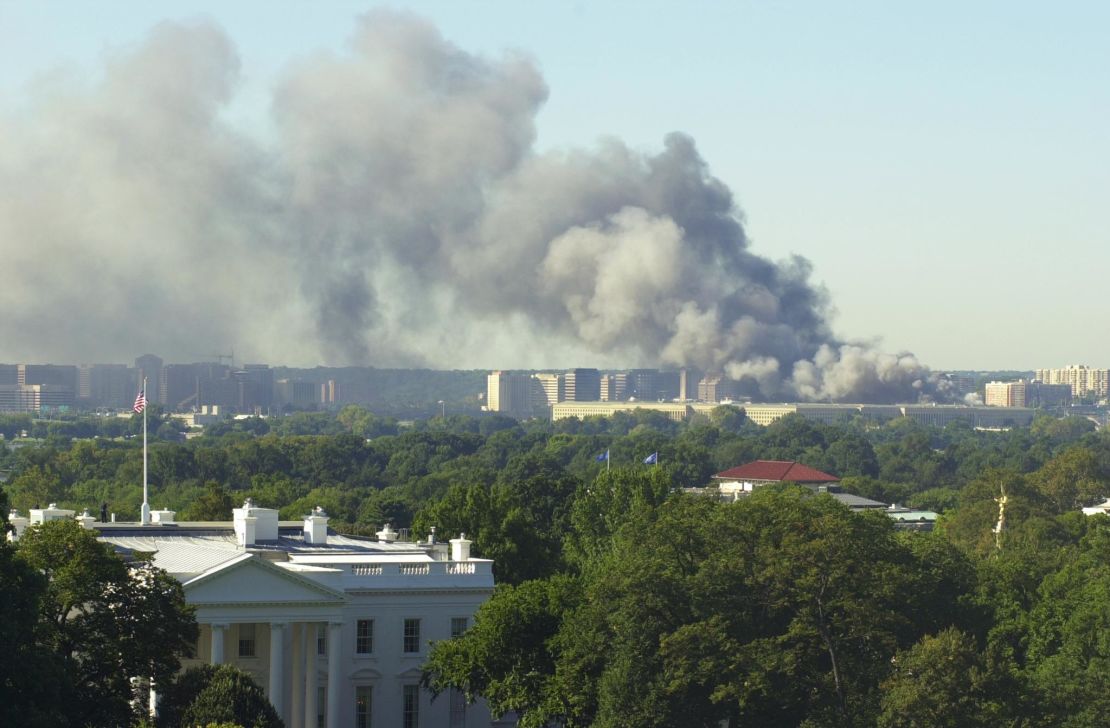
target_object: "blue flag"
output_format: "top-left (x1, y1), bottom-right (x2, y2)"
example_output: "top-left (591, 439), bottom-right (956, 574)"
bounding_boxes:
top-left (643, 452), bottom-right (658, 464)
top-left (596, 450), bottom-right (609, 462)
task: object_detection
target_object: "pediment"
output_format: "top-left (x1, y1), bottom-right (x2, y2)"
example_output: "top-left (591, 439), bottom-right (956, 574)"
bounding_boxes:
top-left (184, 554), bottom-right (345, 604)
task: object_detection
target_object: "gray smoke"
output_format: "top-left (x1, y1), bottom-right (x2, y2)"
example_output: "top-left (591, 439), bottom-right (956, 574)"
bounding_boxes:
top-left (0, 11), bottom-right (947, 403)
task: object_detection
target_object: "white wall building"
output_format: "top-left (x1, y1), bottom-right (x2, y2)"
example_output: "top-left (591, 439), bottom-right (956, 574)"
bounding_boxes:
top-left (12, 501), bottom-right (502, 728)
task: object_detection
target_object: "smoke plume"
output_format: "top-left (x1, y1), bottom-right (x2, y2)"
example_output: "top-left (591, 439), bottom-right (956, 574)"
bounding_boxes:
top-left (0, 11), bottom-right (948, 403)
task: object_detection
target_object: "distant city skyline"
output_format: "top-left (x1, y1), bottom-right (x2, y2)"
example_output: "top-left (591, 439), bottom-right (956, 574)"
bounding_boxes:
top-left (2, 2), bottom-right (1107, 373)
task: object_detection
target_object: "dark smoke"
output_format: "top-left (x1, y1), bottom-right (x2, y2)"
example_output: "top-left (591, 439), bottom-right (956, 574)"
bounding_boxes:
top-left (0, 11), bottom-right (948, 403)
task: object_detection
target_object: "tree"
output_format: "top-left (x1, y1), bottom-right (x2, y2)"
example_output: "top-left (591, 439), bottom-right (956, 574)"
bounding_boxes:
top-left (424, 576), bottom-right (581, 728)
top-left (182, 481), bottom-right (236, 521)
top-left (0, 536), bottom-right (65, 727)
top-left (1030, 446), bottom-right (1107, 513)
top-left (158, 664), bottom-right (282, 728)
top-left (16, 520), bottom-right (198, 727)
top-left (878, 628), bottom-right (1021, 728)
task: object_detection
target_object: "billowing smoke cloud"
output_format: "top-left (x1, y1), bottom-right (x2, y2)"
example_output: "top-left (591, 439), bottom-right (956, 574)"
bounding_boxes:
top-left (0, 11), bottom-right (949, 403)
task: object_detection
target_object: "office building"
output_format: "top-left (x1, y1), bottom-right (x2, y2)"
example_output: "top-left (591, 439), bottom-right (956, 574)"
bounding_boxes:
top-left (486, 371), bottom-right (535, 417)
top-left (532, 373), bottom-right (564, 410)
top-left (79, 363), bottom-right (137, 410)
top-left (135, 355), bottom-right (164, 403)
top-left (275, 379), bottom-right (319, 409)
top-left (985, 380), bottom-right (1027, 407)
top-left (564, 368), bottom-right (600, 402)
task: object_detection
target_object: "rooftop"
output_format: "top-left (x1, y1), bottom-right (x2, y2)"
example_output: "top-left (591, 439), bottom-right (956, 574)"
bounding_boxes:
top-left (714, 460), bottom-right (840, 483)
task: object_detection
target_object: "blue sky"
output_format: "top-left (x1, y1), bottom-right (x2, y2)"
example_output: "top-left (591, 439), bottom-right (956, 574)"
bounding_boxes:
top-left (1, 1), bottom-right (1107, 370)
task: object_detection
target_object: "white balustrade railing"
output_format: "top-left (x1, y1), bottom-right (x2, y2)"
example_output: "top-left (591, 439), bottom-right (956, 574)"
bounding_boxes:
top-left (345, 561), bottom-right (489, 580)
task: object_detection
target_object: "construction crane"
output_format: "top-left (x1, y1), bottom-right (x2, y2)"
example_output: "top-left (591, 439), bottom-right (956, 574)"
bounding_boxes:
top-left (208, 351), bottom-right (234, 366)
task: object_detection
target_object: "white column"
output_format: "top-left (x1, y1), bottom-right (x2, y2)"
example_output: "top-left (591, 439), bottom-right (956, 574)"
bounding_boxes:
top-left (269, 622), bottom-right (287, 723)
top-left (148, 677), bottom-right (159, 719)
top-left (304, 623), bottom-right (319, 728)
top-left (291, 623), bottom-right (304, 728)
top-left (210, 623), bottom-right (227, 665)
top-left (326, 621), bottom-right (342, 728)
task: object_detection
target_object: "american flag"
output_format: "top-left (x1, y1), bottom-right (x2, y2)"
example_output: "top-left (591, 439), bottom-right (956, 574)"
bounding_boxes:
top-left (133, 389), bottom-right (146, 414)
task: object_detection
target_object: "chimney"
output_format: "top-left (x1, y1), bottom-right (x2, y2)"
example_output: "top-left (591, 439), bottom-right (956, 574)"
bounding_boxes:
top-left (233, 497), bottom-right (279, 546)
top-left (450, 533), bottom-right (472, 561)
top-left (75, 509), bottom-right (96, 529)
top-left (303, 506), bottom-right (329, 545)
top-left (376, 523), bottom-right (398, 543)
top-left (7, 509), bottom-right (28, 542)
top-left (234, 498), bottom-right (257, 547)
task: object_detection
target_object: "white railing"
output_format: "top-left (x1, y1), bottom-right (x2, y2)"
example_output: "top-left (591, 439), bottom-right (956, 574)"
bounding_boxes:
top-left (344, 561), bottom-right (491, 581)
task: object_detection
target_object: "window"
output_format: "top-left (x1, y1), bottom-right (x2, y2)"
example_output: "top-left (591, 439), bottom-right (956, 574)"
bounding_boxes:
top-left (450, 617), bottom-right (468, 639)
top-left (449, 688), bottom-right (466, 728)
top-left (403, 684), bottom-right (420, 728)
top-left (317, 686), bottom-right (326, 728)
top-left (356, 685), bottom-right (373, 728)
top-left (356, 619), bottom-right (374, 654)
top-left (403, 618), bottom-right (421, 653)
top-left (237, 623), bottom-right (256, 658)
top-left (318, 629), bottom-right (327, 656)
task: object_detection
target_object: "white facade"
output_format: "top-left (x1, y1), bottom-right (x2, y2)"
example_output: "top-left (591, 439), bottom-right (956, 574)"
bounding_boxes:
top-left (67, 502), bottom-right (502, 728)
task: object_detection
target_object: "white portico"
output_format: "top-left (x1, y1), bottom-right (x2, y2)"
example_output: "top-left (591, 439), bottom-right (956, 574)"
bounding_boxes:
top-left (93, 501), bottom-right (499, 728)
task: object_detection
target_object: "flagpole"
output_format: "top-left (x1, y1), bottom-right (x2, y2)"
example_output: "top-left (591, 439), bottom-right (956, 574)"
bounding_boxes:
top-left (141, 377), bottom-right (150, 526)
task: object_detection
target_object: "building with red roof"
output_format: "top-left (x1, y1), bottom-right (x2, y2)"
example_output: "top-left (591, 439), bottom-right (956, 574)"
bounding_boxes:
top-left (712, 460), bottom-right (840, 487)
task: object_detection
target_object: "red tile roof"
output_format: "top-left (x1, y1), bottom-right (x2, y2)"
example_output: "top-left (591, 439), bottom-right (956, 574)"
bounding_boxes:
top-left (713, 460), bottom-right (839, 483)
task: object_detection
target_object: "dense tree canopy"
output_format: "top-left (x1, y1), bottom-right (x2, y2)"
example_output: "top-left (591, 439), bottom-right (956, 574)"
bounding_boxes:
top-left (7, 406), bottom-right (1110, 725)
top-left (0, 519), bottom-right (197, 727)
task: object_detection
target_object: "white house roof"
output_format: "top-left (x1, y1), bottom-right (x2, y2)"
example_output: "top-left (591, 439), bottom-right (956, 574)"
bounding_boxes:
top-left (95, 523), bottom-right (435, 578)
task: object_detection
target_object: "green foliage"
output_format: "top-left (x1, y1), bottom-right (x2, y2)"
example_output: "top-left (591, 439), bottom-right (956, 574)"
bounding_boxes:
top-left (878, 628), bottom-right (1022, 728)
top-left (427, 487), bottom-right (983, 727)
top-left (159, 664), bottom-right (282, 728)
top-left (13, 520), bottom-right (197, 727)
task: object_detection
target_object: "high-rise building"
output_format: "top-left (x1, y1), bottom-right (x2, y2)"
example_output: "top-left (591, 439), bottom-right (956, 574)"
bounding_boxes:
top-left (79, 364), bottom-right (137, 409)
top-left (161, 363), bottom-right (232, 411)
top-left (235, 365), bottom-right (275, 412)
top-left (0, 384), bottom-right (75, 412)
top-left (487, 371), bottom-right (534, 417)
top-left (626, 369), bottom-right (659, 400)
top-left (698, 374), bottom-right (739, 403)
top-left (18, 364), bottom-right (78, 390)
top-left (599, 373), bottom-right (628, 402)
top-left (532, 373), bottom-right (564, 410)
top-left (1027, 381), bottom-right (1072, 409)
top-left (984, 380), bottom-right (1027, 408)
top-left (1034, 365), bottom-right (1110, 399)
top-left (0, 364), bottom-right (17, 386)
top-left (564, 368), bottom-right (600, 402)
top-left (134, 354), bottom-right (164, 403)
top-left (274, 378), bottom-right (318, 409)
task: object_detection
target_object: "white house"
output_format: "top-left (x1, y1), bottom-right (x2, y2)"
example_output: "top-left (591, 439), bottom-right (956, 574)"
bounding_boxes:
top-left (11, 500), bottom-right (502, 728)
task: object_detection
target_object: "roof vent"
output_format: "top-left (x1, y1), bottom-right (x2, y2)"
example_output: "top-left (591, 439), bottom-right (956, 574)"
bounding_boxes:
top-left (376, 523), bottom-right (398, 543)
